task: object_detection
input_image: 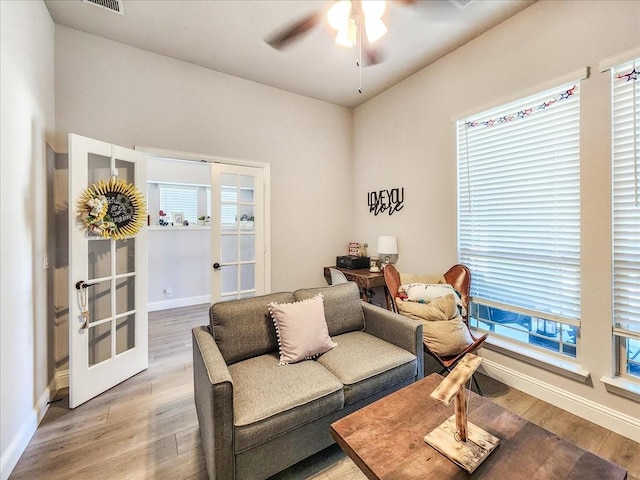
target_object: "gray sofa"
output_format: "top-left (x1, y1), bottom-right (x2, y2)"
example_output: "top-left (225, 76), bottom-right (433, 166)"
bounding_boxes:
top-left (192, 282), bottom-right (424, 480)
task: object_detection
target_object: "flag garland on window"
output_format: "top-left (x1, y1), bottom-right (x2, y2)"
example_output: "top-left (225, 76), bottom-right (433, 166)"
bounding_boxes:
top-left (465, 85), bottom-right (578, 129)
top-left (616, 67), bottom-right (638, 82)
top-left (78, 177), bottom-right (147, 240)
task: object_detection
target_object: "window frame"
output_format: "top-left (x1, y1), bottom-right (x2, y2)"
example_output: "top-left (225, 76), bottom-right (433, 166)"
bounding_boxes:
top-left (610, 56), bottom-right (640, 382)
top-left (456, 77), bottom-right (584, 362)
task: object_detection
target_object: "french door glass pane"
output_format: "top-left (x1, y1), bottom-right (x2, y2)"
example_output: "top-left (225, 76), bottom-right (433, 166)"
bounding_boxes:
top-left (240, 175), bottom-right (254, 202)
top-left (88, 282), bottom-right (111, 323)
top-left (116, 277), bottom-right (135, 314)
top-left (240, 264), bottom-right (255, 291)
top-left (116, 314), bottom-right (135, 355)
top-left (89, 322), bottom-right (112, 367)
top-left (115, 158), bottom-right (134, 183)
top-left (240, 235), bottom-right (255, 262)
top-left (221, 235), bottom-right (238, 263)
top-left (88, 239), bottom-right (111, 279)
top-left (88, 153), bottom-right (110, 184)
top-left (116, 239), bottom-right (135, 274)
top-left (221, 265), bottom-right (237, 295)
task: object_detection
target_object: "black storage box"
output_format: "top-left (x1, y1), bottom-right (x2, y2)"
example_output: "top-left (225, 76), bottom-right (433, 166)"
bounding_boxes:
top-left (336, 256), bottom-right (370, 270)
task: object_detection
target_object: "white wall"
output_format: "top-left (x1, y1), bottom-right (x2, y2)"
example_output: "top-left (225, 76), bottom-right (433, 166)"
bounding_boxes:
top-left (0, 1), bottom-right (56, 478)
top-left (353, 0), bottom-right (640, 439)
top-left (147, 157), bottom-right (212, 309)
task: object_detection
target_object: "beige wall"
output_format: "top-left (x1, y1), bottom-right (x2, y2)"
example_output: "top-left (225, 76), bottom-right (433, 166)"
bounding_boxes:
top-left (0, 1), bottom-right (56, 477)
top-left (353, 0), bottom-right (640, 437)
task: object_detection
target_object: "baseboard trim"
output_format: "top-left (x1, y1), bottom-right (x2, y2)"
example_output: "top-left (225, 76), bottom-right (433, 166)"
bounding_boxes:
top-left (480, 358), bottom-right (640, 443)
top-left (148, 295), bottom-right (210, 312)
top-left (1, 386), bottom-right (51, 480)
top-left (55, 369), bottom-right (69, 390)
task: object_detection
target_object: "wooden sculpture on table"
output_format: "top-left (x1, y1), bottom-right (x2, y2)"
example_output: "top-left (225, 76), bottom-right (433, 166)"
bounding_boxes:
top-left (424, 354), bottom-right (500, 473)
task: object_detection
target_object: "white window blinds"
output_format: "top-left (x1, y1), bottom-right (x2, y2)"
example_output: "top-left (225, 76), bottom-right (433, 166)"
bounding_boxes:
top-left (457, 81), bottom-right (581, 323)
top-left (159, 184), bottom-right (198, 223)
top-left (612, 58), bottom-right (640, 334)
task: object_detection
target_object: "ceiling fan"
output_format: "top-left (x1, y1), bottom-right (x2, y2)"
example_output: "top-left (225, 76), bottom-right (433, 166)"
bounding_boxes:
top-left (265, 0), bottom-right (416, 67)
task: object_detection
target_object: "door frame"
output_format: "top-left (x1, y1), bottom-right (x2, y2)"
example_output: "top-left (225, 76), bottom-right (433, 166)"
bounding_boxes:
top-left (136, 146), bottom-right (271, 295)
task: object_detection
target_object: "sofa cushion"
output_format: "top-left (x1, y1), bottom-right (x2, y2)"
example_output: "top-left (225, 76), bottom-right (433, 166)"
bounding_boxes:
top-left (210, 292), bottom-right (294, 365)
top-left (268, 293), bottom-right (337, 365)
top-left (293, 282), bottom-right (365, 336)
top-left (229, 353), bottom-right (344, 453)
top-left (316, 331), bottom-right (416, 405)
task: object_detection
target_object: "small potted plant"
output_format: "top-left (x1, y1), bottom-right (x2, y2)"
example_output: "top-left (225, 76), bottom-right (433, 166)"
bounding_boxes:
top-left (198, 215), bottom-right (206, 226)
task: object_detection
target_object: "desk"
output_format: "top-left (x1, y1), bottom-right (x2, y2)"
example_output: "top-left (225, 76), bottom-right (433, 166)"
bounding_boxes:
top-left (323, 266), bottom-right (389, 306)
top-left (331, 374), bottom-right (627, 480)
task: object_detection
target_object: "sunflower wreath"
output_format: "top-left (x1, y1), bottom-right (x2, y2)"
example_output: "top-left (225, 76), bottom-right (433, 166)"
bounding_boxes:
top-left (78, 177), bottom-right (147, 240)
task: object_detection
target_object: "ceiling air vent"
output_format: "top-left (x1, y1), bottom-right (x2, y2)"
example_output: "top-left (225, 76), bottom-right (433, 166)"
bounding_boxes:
top-left (449, 0), bottom-right (474, 9)
top-left (82, 0), bottom-right (124, 15)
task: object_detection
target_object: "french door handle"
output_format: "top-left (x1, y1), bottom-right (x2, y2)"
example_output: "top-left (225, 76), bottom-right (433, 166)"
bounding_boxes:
top-left (75, 280), bottom-right (100, 290)
top-left (212, 263), bottom-right (221, 271)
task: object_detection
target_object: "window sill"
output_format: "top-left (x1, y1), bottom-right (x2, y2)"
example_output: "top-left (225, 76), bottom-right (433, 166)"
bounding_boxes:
top-left (481, 334), bottom-right (590, 383)
top-left (600, 376), bottom-right (640, 402)
top-left (148, 226), bottom-right (210, 231)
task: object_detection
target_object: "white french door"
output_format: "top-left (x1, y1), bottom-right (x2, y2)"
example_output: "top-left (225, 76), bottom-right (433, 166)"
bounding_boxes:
top-left (211, 163), bottom-right (266, 302)
top-left (68, 134), bottom-right (148, 408)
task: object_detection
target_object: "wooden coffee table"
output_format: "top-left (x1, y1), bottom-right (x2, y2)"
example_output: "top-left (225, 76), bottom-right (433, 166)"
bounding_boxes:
top-left (331, 374), bottom-right (627, 479)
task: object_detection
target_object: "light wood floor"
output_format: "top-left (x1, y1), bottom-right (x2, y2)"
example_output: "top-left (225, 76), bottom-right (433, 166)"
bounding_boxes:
top-left (10, 304), bottom-right (640, 480)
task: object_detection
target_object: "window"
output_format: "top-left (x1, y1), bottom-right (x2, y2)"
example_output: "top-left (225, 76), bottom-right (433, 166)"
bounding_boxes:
top-left (159, 184), bottom-right (198, 224)
top-left (611, 57), bottom-right (640, 380)
top-left (457, 80), bottom-right (582, 359)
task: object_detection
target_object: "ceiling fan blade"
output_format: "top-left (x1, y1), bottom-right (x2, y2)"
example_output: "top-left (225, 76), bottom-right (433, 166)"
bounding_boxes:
top-left (265, 13), bottom-right (321, 50)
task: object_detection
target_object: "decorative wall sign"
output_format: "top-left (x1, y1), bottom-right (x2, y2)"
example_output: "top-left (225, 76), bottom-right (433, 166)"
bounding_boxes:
top-left (78, 177), bottom-right (146, 240)
top-left (368, 187), bottom-right (404, 216)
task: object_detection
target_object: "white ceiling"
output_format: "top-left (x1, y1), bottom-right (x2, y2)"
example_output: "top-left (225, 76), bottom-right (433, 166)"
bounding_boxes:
top-left (44, 0), bottom-right (535, 108)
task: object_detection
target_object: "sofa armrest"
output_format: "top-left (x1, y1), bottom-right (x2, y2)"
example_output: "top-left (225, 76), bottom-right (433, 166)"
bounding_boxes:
top-left (361, 303), bottom-right (424, 380)
top-left (192, 326), bottom-right (235, 480)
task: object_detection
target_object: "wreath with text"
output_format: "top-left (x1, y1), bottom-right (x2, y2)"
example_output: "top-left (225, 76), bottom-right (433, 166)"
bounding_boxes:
top-left (78, 177), bottom-right (146, 240)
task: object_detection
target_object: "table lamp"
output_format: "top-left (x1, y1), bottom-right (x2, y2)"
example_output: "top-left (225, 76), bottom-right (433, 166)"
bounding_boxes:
top-left (377, 236), bottom-right (398, 268)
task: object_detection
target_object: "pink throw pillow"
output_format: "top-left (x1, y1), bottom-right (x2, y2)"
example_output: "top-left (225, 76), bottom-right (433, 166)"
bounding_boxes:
top-left (268, 293), bottom-right (337, 365)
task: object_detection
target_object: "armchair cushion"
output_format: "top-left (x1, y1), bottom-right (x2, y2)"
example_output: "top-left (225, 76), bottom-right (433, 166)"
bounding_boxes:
top-left (421, 318), bottom-right (474, 356)
top-left (268, 293), bottom-right (336, 365)
top-left (396, 295), bottom-right (473, 356)
top-left (395, 294), bottom-right (458, 322)
top-left (399, 273), bottom-right (446, 286)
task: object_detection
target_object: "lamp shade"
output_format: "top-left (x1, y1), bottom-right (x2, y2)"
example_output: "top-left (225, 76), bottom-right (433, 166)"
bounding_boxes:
top-left (377, 236), bottom-right (398, 255)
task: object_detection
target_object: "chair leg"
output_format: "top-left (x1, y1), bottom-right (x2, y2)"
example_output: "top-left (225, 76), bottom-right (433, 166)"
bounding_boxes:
top-left (471, 374), bottom-right (483, 396)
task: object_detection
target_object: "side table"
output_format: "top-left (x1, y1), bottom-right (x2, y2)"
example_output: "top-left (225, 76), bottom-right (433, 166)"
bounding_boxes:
top-left (323, 266), bottom-right (391, 308)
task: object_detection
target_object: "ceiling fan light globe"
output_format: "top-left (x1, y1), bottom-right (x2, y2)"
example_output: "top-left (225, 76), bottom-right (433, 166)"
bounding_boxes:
top-left (348, 17), bottom-right (357, 44)
top-left (365, 16), bottom-right (387, 43)
top-left (361, 0), bottom-right (386, 18)
top-left (335, 27), bottom-right (354, 47)
top-left (327, 0), bottom-right (352, 31)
